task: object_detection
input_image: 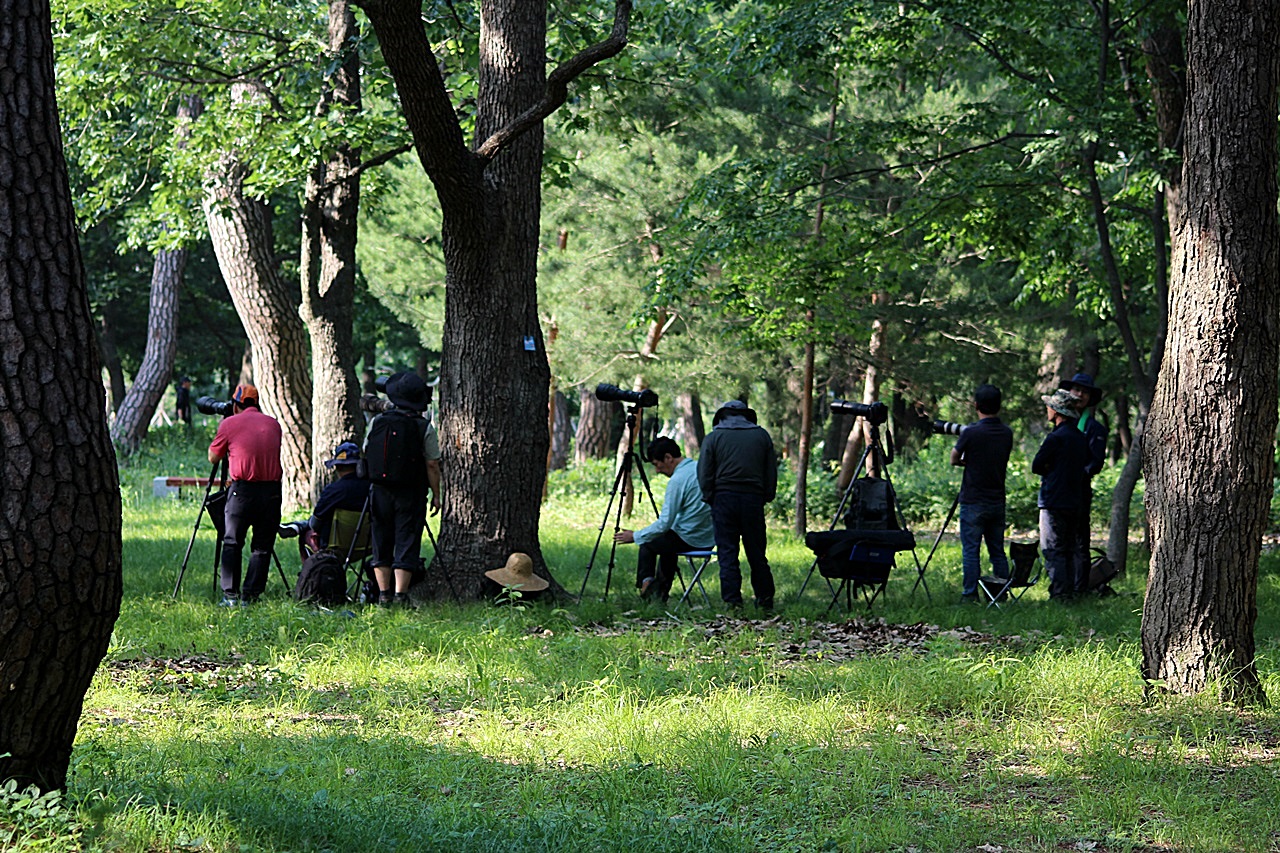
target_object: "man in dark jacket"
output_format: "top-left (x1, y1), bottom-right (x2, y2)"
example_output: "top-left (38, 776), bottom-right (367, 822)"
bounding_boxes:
top-left (280, 441), bottom-right (371, 562)
top-left (698, 400), bottom-right (778, 610)
top-left (1060, 372), bottom-right (1108, 588)
top-left (1033, 389), bottom-right (1091, 600)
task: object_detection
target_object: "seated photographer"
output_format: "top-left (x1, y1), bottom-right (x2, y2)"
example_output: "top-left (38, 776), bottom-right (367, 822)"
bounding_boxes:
top-left (279, 441), bottom-right (371, 561)
top-left (614, 437), bottom-right (714, 604)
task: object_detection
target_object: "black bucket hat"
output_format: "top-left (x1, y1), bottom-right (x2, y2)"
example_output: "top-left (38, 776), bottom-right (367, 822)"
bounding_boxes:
top-left (1058, 372), bottom-right (1102, 407)
top-left (385, 371), bottom-right (431, 412)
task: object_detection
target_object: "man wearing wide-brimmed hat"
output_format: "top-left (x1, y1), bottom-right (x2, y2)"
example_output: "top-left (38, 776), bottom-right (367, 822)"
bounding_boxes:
top-left (363, 371), bottom-right (441, 606)
top-left (698, 400), bottom-right (778, 611)
top-left (1060, 372), bottom-right (1108, 591)
top-left (1032, 389), bottom-right (1091, 600)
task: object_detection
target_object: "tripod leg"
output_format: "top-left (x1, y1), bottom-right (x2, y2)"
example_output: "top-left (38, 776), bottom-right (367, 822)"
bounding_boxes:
top-left (579, 452), bottom-right (631, 599)
top-left (174, 462), bottom-right (220, 598)
top-left (423, 517), bottom-right (461, 604)
top-left (273, 548), bottom-right (289, 592)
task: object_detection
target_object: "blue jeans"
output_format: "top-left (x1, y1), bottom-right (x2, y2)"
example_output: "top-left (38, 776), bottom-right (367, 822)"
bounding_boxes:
top-left (711, 491), bottom-right (775, 607)
top-left (959, 501), bottom-right (1009, 595)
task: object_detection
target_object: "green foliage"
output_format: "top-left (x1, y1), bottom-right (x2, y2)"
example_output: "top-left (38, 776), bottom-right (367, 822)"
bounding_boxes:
top-left (0, 780), bottom-right (85, 852)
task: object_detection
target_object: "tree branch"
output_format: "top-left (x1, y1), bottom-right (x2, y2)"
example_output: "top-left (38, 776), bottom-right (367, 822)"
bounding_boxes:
top-left (474, 0), bottom-right (632, 162)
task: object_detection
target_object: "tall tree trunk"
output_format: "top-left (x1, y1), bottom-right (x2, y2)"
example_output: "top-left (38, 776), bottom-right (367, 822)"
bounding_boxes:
top-left (674, 391), bottom-right (704, 457)
top-left (615, 310), bottom-right (667, 518)
top-left (203, 85), bottom-right (313, 512)
top-left (0, 0), bottom-right (123, 791)
top-left (110, 95), bottom-right (202, 453)
top-left (1142, 0), bottom-right (1279, 702)
top-left (575, 386), bottom-right (612, 462)
top-left (300, 0), bottom-right (365, 505)
top-left (357, 0), bottom-right (630, 597)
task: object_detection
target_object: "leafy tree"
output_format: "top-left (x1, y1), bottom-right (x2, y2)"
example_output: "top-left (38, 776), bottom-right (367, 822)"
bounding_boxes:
top-left (352, 0), bottom-right (632, 596)
top-left (0, 0), bottom-right (122, 790)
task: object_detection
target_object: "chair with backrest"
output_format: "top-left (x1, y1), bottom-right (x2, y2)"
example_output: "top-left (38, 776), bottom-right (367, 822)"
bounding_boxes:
top-left (326, 502), bottom-right (373, 601)
top-left (978, 541), bottom-right (1041, 608)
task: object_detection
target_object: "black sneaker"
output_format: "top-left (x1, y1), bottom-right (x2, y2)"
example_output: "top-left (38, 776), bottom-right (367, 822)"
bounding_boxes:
top-left (393, 593), bottom-right (412, 608)
top-left (959, 592), bottom-right (979, 604)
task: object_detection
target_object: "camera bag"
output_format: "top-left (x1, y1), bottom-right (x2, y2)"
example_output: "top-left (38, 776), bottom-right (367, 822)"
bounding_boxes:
top-left (295, 548), bottom-right (347, 606)
top-left (365, 410), bottom-right (428, 485)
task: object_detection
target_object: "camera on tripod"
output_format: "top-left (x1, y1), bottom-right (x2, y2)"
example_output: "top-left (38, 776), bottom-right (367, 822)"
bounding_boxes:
top-left (196, 396), bottom-right (235, 417)
top-left (595, 383), bottom-right (659, 408)
top-left (931, 420), bottom-right (963, 436)
top-left (831, 399), bottom-right (888, 425)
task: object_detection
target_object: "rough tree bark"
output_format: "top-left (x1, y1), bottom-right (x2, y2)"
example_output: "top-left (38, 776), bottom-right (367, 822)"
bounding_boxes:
top-left (1142, 0), bottom-right (1279, 703)
top-left (203, 84), bottom-right (314, 512)
top-left (837, 292), bottom-right (890, 488)
top-left (300, 0), bottom-right (366, 504)
top-left (354, 0), bottom-right (631, 597)
top-left (576, 386), bottom-right (613, 463)
top-left (0, 0), bottom-right (123, 791)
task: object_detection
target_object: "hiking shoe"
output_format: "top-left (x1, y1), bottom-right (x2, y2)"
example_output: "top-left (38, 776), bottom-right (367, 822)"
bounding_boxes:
top-left (218, 595), bottom-right (243, 608)
top-left (958, 592), bottom-right (979, 604)
top-left (393, 593), bottom-right (412, 608)
top-left (638, 577), bottom-right (655, 599)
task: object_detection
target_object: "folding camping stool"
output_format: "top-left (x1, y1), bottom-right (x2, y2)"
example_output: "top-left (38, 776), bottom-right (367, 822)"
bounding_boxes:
top-left (978, 541), bottom-right (1042, 609)
top-left (675, 549), bottom-right (715, 609)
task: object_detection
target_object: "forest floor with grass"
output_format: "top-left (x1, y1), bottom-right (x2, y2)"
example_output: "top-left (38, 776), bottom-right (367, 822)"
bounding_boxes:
top-left (6, 429), bottom-right (1280, 852)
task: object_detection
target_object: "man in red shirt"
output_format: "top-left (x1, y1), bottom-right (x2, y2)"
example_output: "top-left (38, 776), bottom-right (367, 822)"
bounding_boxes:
top-left (208, 384), bottom-right (283, 605)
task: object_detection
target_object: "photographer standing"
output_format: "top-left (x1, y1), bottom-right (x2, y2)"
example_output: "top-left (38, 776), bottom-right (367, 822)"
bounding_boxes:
top-left (364, 371), bottom-right (441, 606)
top-left (698, 400), bottom-right (778, 611)
top-left (1033, 389), bottom-right (1091, 600)
top-left (1061, 373), bottom-right (1108, 588)
top-left (950, 384), bottom-right (1014, 603)
top-left (207, 384), bottom-right (282, 605)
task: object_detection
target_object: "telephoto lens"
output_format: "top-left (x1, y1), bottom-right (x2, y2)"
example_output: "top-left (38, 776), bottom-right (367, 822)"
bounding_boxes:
top-left (931, 420), bottom-right (963, 436)
top-left (595, 383), bottom-right (659, 408)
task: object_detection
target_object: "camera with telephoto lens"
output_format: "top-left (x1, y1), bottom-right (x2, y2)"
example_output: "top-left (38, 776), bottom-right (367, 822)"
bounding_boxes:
top-left (595, 383), bottom-right (659, 408)
top-left (196, 396), bottom-right (235, 417)
top-left (359, 374), bottom-right (395, 415)
top-left (932, 420), bottom-right (963, 436)
top-left (830, 399), bottom-right (889, 425)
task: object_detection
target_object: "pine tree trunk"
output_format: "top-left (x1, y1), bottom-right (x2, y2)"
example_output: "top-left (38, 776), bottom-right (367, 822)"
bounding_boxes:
top-left (674, 391), bottom-right (704, 457)
top-left (548, 390), bottom-right (571, 470)
top-left (110, 95), bottom-right (202, 453)
top-left (0, 0), bottom-right (123, 791)
top-left (575, 386), bottom-right (612, 462)
top-left (1142, 0), bottom-right (1280, 702)
top-left (203, 87), bottom-right (314, 512)
top-left (300, 0), bottom-right (365, 505)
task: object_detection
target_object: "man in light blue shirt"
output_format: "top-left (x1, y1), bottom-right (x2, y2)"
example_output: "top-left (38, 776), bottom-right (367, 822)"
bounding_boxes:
top-left (615, 437), bottom-right (715, 603)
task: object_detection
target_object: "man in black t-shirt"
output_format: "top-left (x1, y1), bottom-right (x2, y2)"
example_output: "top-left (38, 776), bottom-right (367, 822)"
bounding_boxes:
top-left (950, 384), bottom-right (1014, 602)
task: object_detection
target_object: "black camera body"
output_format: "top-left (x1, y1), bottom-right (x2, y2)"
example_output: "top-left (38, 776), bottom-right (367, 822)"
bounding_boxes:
top-left (196, 396), bottom-right (235, 417)
top-left (932, 420), bottom-right (963, 436)
top-left (596, 383), bottom-right (659, 408)
top-left (831, 399), bottom-right (889, 425)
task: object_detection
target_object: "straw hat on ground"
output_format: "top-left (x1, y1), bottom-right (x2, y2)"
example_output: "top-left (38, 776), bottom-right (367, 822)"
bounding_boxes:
top-left (484, 552), bottom-right (549, 591)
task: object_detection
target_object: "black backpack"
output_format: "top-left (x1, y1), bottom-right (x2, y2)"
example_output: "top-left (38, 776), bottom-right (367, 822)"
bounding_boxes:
top-left (365, 410), bottom-right (427, 486)
top-left (295, 549), bottom-right (347, 606)
top-left (844, 476), bottom-right (899, 531)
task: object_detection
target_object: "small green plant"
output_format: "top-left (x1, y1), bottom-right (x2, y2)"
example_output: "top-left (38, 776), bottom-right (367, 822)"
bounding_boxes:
top-left (0, 778), bottom-right (82, 852)
top-left (493, 583), bottom-right (526, 609)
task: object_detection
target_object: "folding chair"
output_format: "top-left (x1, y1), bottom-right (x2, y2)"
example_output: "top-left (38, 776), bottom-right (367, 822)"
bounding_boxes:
top-left (978, 541), bottom-right (1041, 609)
top-left (327, 503), bottom-right (374, 601)
top-left (804, 528), bottom-right (915, 613)
top-left (674, 549), bottom-right (715, 608)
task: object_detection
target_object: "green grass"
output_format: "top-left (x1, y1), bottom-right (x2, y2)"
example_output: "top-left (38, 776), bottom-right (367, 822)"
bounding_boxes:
top-left (7, 425), bottom-right (1280, 851)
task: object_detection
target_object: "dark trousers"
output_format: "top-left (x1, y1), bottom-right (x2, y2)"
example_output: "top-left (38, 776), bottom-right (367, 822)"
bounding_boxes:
top-left (1071, 484), bottom-right (1095, 592)
top-left (711, 491), bottom-right (774, 607)
top-left (635, 530), bottom-right (695, 602)
top-left (371, 483), bottom-right (426, 572)
top-left (221, 480), bottom-right (282, 598)
top-left (1041, 508), bottom-right (1085, 599)
top-left (958, 501), bottom-right (1009, 595)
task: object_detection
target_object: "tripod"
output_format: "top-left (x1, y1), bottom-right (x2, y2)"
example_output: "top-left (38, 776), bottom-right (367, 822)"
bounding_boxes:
top-left (578, 403), bottom-right (660, 600)
top-left (422, 514), bottom-right (462, 603)
top-left (173, 461), bottom-right (288, 599)
top-left (796, 420), bottom-right (929, 601)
